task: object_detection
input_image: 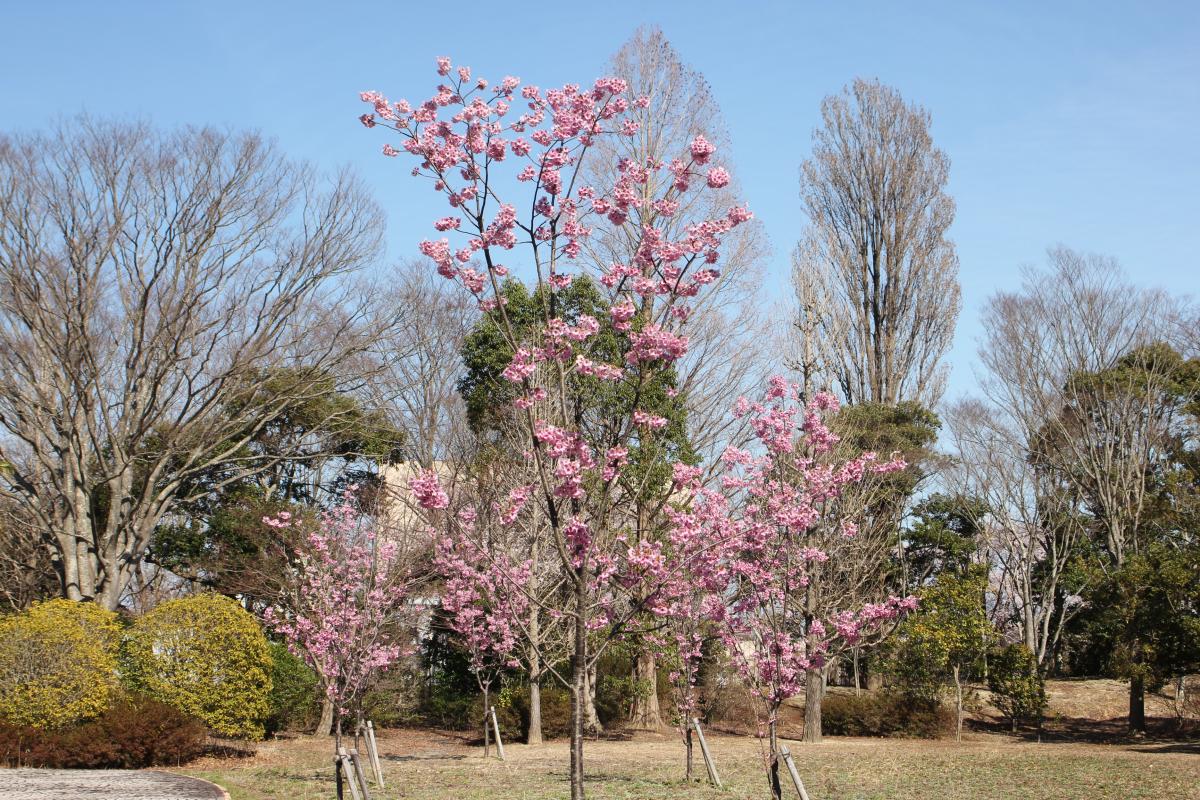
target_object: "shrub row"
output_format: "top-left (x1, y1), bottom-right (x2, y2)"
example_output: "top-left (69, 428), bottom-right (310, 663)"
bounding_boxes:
top-left (820, 692), bottom-right (955, 738)
top-left (0, 594), bottom-right (294, 742)
top-left (0, 696), bottom-right (207, 768)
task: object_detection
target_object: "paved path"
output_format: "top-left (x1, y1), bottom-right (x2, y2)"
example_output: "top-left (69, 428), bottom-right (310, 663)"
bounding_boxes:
top-left (0, 769), bottom-right (226, 799)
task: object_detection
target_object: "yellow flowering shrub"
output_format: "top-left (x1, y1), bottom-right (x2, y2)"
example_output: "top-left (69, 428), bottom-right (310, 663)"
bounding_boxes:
top-left (0, 599), bottom-right (121, 729)
top-left (122, 593), bottom-right (272, 739)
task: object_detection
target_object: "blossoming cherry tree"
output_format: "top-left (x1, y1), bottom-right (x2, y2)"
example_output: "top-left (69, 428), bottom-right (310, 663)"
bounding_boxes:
top-left (362, 56), bottom-right (751, 800)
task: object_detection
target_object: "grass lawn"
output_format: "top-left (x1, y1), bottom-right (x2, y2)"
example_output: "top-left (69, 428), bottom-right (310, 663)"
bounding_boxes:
top-left (182, 727), bottom-right (1200, 800)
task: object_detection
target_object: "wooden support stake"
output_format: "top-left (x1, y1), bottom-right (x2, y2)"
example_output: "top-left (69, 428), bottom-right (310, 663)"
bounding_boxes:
top-left (490, 706), bottom-right (506, 761)
top-left (691, 718), bottom-right (723, 788)
top-left (349, 749), bottom-right (373, 800)
top-left (337, 748), bottom-right (364, 800)
top-left (779, 745), bottom-right (811, 800)
top-left (366, 721), bottom-right (384, 787)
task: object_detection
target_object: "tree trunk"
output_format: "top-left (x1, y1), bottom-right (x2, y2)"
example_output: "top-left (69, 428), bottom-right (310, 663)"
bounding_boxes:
top-left (953, 664), bottom-right (963, 743)
top-left (1129, 674), bottom-right (1146, 733)
top-left (852, 647), bottom-right (862, 696)
top-left (803, 667), bottom-right (825, 743)
top-left (527, 535), bottom-right (544, 746)
top-left (527, 677), bottom-right (544, 745)
top-left (684, 725), bottom-right (694, 782)
top-left (768, 716), bottom-right (782, 800)
top-left (318, 694), bottom-right (335, 736)
top-left (629, 648), bottom-right (663, 730)
top-left (584, 661), bottom-right (603, 734)
top-left (482, 683), bottom-right (491, 757)
top-left (569, 586), bottom-right (587, 800)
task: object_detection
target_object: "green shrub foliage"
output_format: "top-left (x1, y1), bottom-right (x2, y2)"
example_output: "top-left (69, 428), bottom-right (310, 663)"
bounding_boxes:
top-left (123, 593), bottom-right (272, 739)
top-left (499, 683), bottom-right (572, 740)
top-left (986, 643), bottom-right (1046, 729)
top-left (821, 691), bottom-right (954, 738)
top-left (0, 599), bottom-right (121, 729)
top-left (266, 641), bottom-right (319, 735)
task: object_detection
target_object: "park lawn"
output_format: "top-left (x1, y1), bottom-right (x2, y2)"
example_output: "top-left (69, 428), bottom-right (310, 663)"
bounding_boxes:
top-left (182, 728), bottom-right (1200, 800)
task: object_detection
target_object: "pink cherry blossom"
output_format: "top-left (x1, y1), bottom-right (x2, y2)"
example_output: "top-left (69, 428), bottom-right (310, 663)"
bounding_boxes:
top-left (706, 167), bottom-right (731, 188)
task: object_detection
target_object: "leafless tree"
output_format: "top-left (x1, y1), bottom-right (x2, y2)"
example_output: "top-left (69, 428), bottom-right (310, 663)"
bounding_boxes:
top-left (0, 118), bottom-right (386, 610)
top-left (944, 398), bottom-right (1085, 666)
top-left (0, 496), bottom-right (56, 610)
top-left (577, 26), bottom-right (774, 731)
top-left (947, 247), bottom-right (1178, 673)
top-left (588, 25), bottom-right (772, 470)
top-left (370, 260), bottom-right (476, 468)
top-left (978, 248), bottom-right (1176, 568)
top-left (793, 78), bottom-right (960, 406)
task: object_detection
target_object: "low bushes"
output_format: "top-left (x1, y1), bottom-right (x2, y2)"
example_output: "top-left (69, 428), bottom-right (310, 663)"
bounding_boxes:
top-left (821, 691), bottom-right (954, 738)
top-left (123, 593), bottom-right (273, 739)
top-left (987, 644), bottom-right (1046, 730)
top-left (0, 593), bottom-right (289, 767)
top-left (500, 683), bottom-right (573, 740)
top-left (0, 695), bottom-right (207, 768)
top-left (361, 654), bottom-right (425, 730)
top-left (0, 599), bottom-right (122, 729)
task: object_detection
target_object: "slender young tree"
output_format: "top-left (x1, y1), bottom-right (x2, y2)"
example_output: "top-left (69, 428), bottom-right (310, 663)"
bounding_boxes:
top-left (687, 377), bottom-right (913, 797)
top-left (792, 78), bottom-right (960, 407)
top-left (263, 490), bottom-right (418, 752)
top-left (364, 57), bottom-right (754, 799)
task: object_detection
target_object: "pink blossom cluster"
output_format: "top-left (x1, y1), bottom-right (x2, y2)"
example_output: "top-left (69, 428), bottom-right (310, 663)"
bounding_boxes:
top-left (409, 468), bottom-right (450, 509)
top-left (653, 381), bottom-right (916, 717)
top-left (723, 382), bottom-right (913, 707)
top-left (627, 324), bottom-right (690, 364)
top-left (435, 529), bottom-right (531, 672)
top-left (360, 57), bottom-right (753, 414)
top-left (262, 491), bottom-right (414, 719)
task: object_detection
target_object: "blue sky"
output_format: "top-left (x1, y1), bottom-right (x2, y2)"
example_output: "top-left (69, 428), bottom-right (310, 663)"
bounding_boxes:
top-left (2, 0), bottom-right (1196, 403)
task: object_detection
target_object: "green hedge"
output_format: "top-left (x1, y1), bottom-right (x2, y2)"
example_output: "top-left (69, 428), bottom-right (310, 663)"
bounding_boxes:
top-left (0, 600), bottom-right (121, 729)
top-left (123, 594), bottom-right (272, 739)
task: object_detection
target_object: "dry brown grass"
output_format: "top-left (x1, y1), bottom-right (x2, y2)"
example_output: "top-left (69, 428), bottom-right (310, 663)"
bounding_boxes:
top-left (182, 725), bottom-right (1200, 800)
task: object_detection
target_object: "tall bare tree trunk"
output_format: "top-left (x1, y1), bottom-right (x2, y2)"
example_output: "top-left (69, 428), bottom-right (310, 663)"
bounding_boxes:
top-left (629, 648), bottom-right (663, 730)
top-left (318, 695), bottom-right (335, 736)
top-left (569, 578), bottom-right (588, 800)
top-left (1129, 674), bottom-right (1146, 733)
top-left (584, 662), bottom-right (603, 734)
top-left (527, 539), bottom-right (544, 745)
top-left (803, 668), bottom-right (825, 743)
top-left (527, 677), bottom-right (544, 746)
top-left (953, 664), bottom-right (964, 742)
top-left (852, 647), bottom-right (862, 695)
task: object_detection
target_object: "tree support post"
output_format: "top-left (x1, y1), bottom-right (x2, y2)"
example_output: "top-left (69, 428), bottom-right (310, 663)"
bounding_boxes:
top-left (490, 706), bottom-right (506, 761)
top-left (779, 745), bottom-right (811, 800)
top-left (336, 747), bottom-right (364, 800)
top-left (691, 717), bottom-right (722, 788)
top-left (351, 749), bottom-right (373, 800)
top-left (366, 721), bottom-right (384, 787)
